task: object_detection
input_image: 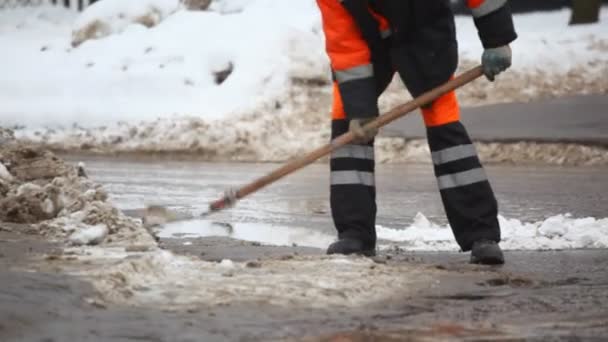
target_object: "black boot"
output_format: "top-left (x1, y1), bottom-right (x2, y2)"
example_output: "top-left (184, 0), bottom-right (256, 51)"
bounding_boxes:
top-left (470, 240), bottom-right (504, 265)
top-left (327, 238), bottom-right (376, 257)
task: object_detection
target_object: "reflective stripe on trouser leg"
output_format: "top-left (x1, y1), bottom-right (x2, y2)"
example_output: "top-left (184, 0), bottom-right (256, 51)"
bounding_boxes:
top-left (330, 119), bottom-right (377, 247)
top-left (334, 64), bottom-right (378, 119)
top-left (426, 121), bottom-right (500, 251)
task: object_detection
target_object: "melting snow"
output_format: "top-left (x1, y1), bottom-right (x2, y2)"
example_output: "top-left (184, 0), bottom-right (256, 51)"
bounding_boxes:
top-left (158, 212), bottom-right (608, 251)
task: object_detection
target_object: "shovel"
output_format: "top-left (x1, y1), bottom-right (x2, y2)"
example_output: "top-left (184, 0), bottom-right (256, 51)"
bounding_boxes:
top-left (143, 66), bottom-right (484, 229)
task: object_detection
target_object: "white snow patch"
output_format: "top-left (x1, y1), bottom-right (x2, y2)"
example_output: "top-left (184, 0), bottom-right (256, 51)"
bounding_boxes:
top-left (377, 213), bottom-right (608, 251)
top-left (69, 224), bottom-right (109, 245)
top-left (0, 1), bottom-right (325, 127)
top-left (158, 212), bottom-right (608, 251)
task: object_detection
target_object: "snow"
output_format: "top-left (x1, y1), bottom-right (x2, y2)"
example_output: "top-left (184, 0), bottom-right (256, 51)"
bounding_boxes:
top-left (158, 212), bottom-right (608, 251)
top-left (378, 213), bottom-right (608, 251)
top-left (0, 0), bottom-right (325, 128)
top-left (458, 9), bottom-right (608, 72)
top-left (1, 3), bottom-right (606, 129)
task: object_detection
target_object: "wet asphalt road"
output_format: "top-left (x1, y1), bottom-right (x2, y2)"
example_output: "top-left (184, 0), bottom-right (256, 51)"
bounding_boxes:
top-left (73, 157), bottom-right (608, 232)
top-left (384, 95), bottom-right (608, 145)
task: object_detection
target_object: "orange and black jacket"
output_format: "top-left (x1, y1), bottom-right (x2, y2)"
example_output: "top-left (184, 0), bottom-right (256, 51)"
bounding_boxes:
top-left (317, 0), bottom-right (517, 119)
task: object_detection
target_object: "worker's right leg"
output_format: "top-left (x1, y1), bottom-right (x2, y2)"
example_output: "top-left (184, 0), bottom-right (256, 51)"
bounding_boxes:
top-left (328, 114), bottom-right (377, 256)
top-left (327, 65), bottom-right (394, 256)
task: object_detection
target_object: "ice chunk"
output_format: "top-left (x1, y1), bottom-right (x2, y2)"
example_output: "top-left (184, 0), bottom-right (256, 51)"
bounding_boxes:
top-left (0, 163), bottom-right (13, 182)
top-left (218, 259), bottom-right (234, 269)
top-left (538, 214), bottom-right (571, 238)
top-left (41, 198), bottom-right (55, 216)
top-left (16, 183), bottom-right (42, 196)
top-left (69, 224), bottom-right (109, 245)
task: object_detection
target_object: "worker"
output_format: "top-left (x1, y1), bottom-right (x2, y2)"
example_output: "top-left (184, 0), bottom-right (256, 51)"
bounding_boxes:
top-left (316, 0), bottom-right (517, 264)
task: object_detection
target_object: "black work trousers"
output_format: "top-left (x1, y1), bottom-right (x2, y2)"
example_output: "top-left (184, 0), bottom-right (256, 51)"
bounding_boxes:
top-left (329, 0), bottom-right (500, 251)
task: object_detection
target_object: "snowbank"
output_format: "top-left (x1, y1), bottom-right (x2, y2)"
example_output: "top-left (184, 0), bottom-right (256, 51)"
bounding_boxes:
top-left (1, 3), bottom-right (607, 160)
top-left (0, 1), bottom-right (326, 127)
top-left (157, 212), bottom-right (608, 252)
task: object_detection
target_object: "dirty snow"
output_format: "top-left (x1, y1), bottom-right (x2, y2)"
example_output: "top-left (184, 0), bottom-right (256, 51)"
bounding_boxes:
top-left (0, 133), bottom-right (156, 247)
top-left (53, 210), bottom-right (608, 308)
top-left (1, 4), bottom-right (607, 160)
top-left (71, 0), bottom-right (181, 47)
top-left (157, 212), bottom-right (608, 251)
top-left (60, 248), bottom-right (432, 308)
top-left (375, 139), bottom-right (608, 166)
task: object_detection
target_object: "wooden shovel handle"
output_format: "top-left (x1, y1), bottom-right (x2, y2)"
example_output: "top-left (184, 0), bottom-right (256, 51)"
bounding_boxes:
top-left (209, 66), bottom-right (484, 211)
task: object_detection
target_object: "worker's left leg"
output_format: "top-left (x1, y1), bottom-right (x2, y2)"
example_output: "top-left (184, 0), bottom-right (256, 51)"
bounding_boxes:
top-left (421, 92), bottom-right (502, 257)
top-left (385, 0), bottom-right (504, 264)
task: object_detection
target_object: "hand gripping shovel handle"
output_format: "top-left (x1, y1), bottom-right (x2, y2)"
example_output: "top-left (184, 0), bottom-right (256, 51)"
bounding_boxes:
top-left (208, 66), bottom-right (484, 213)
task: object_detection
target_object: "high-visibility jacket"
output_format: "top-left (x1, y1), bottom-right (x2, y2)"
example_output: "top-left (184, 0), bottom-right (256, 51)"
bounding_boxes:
top-left (317, 0), bottom-right (517, 122)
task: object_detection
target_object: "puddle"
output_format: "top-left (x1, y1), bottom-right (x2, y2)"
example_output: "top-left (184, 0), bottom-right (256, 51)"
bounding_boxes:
top-left (158, 219), bottom-right (335, 249)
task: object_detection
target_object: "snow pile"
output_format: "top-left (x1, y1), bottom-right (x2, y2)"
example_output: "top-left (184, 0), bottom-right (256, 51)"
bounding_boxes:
top-left (0, 134), bottom-right (155, 247)
top-left (71, 0), bottom-right (181, 47)
top-left (15, 83), bottom-right (333, 161)
top-left (1, 4), bottom-right (608, 160)
top-left (13, 93), bottom-right (608, 165)
top-left (71, 249), bottom-right (433, 308)
top-left (377, 212), bottom-right (608, 251)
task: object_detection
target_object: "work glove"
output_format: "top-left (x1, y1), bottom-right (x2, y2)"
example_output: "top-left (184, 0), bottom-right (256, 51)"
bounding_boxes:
top-left (482, 45), bottom-right (512, 81)
top-left (349, 117), bottom-right (377, 144)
